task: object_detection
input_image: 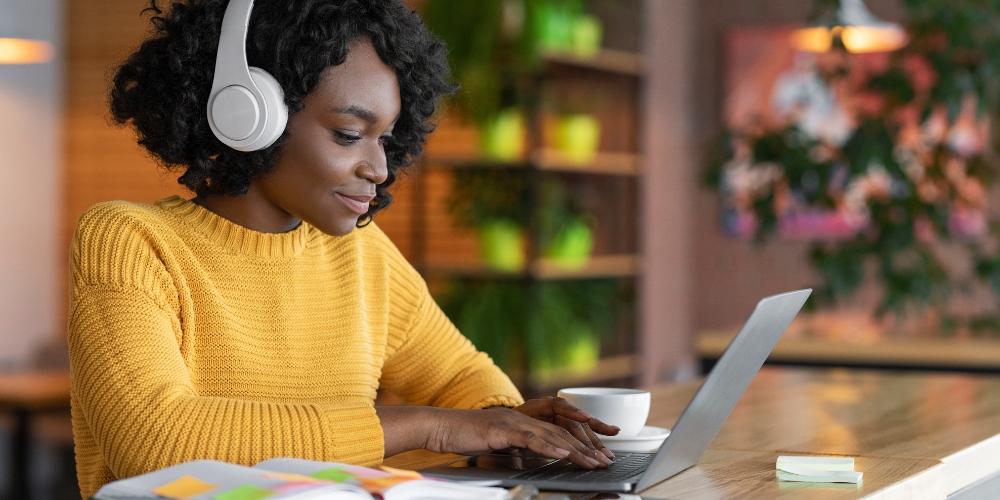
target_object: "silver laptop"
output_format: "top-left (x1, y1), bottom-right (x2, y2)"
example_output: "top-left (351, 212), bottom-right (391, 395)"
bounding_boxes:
top-left (420, 289), bottom-right (811, 493)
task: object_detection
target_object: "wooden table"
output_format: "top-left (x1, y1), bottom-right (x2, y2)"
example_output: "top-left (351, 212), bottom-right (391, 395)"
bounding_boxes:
top-left (383, 367), bottom-right (1000, 499)
top-left (698, 331), bottom-right (1000, 372)
top-left (0, 371), bottom-right (72, 499)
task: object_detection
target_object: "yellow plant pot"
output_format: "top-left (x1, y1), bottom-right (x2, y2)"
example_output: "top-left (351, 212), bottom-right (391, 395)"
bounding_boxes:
top-left (480, 109), bottom-right (525, 162)
top-left (557, 114), bottom-right (601, 164)
top-left (478, 220), bottom-right (526, 272)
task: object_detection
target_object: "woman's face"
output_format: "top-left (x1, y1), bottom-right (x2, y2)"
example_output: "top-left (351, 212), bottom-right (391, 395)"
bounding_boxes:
top-left (256, 38), bottom-right (401, 237)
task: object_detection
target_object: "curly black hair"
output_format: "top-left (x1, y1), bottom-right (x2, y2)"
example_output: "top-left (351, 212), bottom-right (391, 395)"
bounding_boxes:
top-left (110, 0), bottom-right (455, 225)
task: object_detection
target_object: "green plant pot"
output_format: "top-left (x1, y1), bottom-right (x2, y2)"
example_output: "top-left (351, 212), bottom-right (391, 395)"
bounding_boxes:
top-left (545, 219), bottom-right (594, 269)
top-left (530, 324), bottom-right (600, 374)
top-left (562, 333), bottom-right (600, 372)
top-left (478, 220), bottom-right (526, 271)
top-left (557, 114), bottom-right (601, 164)
top-left (480, 109), bottom-right (525, 161)
top-left (572, 14), bottom-right (603, 58)
top-left (536, 4), bottom-right (575, 53)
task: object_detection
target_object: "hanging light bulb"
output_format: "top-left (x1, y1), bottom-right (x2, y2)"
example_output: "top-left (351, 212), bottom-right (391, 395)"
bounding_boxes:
top-left (0, 38), bottom-right (53, 64)
top-left (792, 0), bottom-right (908, 54)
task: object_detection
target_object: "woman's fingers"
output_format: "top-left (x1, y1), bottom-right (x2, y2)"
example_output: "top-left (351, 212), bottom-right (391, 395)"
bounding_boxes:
top-left (534, 418), bottom-right (611, 467)
top-left (553, 415), bottom-right (599, 451)
top-left (505, 416), bottom-right (608, 469)
top-left (581, 420), bottom-right (615, 460)
top-left (555, 415), bottom-right (615, 462)
top-left (583, 417), bottom-right (621, 437)
top-left (523, 397), bottom-right (621, 436)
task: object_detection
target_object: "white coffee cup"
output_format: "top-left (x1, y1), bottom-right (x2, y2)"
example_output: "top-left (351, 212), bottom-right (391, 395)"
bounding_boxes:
top-left (556, 387), bottom-right (651, 437)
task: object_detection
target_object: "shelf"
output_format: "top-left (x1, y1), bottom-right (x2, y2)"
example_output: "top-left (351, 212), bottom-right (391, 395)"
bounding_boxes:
top-left (423, 149), bottom-right (641, 176)
top-left (531, 149), bottom-right (641, 175)
top-left (532, 254), bottom-right (638, 279)
top-left (526, 354), bottom-right (639, 392)
top-left (542, 48), bottom-right (644, 77)
top-left (423, 254), bottom-right (639, 280)
top-left (697, 331), bottom-right (1000, 371)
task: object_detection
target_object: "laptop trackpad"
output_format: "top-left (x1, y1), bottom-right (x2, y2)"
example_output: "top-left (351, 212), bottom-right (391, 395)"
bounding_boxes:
top-left (421, 449), bottom-right (561, 480)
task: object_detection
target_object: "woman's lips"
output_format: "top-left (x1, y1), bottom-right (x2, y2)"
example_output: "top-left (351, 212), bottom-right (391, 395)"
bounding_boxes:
top-left (335, 192), bottom-right (375, 214)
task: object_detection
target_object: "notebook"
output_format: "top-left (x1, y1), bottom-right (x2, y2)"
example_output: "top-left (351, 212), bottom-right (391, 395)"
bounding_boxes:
top-left (91, 458), bottom-right (507, 500)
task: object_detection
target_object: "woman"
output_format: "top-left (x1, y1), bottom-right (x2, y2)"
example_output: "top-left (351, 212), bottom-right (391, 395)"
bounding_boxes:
top-left (68, 0), bottom-right (618, 497)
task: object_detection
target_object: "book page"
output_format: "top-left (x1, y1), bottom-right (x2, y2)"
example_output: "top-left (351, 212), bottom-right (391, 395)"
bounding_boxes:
top-left (255, 458), bottom-right (508, 499)
top-left (94, 460), bottom-right (372, 499)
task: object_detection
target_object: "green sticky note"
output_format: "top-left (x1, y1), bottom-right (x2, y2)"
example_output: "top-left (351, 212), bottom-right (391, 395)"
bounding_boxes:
top-left (310, 467), bottom-right (353, 483)
top-left (213, 484), bottom-right (274, 500)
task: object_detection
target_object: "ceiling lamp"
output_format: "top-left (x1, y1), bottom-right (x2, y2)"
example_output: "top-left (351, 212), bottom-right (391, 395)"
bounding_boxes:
top-left (792, 0), bottom-right (908, 54)
top-left (0, 37), bottom-right (54, 64)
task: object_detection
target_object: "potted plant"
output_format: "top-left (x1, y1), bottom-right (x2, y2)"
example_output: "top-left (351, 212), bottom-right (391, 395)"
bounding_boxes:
top-left (436, 278), bottom-right (622, 376)
top-left (705, 0), bottom-right (1000, 334)
top-left (448, 169), bottom-right (530, 271)
top-left (422, 0), bottom-right (604, 144)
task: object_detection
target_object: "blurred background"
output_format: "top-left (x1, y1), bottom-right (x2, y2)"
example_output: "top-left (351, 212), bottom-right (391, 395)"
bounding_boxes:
top-left (7, 0), bottom-right (1000, 497)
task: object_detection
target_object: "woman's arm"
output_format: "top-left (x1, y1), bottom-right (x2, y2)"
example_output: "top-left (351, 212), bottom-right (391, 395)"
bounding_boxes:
top-left (70, 284), bottom-right (385, 479)
top-left (379, 283), bottom-right (523, 410)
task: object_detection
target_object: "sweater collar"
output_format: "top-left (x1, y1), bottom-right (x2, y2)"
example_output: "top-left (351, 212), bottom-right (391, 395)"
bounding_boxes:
top-left (157, 196), bottom-right (311, 259)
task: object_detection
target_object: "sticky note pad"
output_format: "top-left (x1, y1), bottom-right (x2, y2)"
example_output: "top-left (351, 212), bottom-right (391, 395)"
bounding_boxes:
top-left (777, 464), bottom-right (863, 483)
top-left (213, 484), bottom-right (274, 500)
top-left (152, 475), bottom-right (218, 499)
top-left (777, 455), bottom-right (855, 471)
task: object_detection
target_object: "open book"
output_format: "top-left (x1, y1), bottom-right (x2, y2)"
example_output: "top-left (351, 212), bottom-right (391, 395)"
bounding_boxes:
top-left (92, 458), bottom-right (508, 500)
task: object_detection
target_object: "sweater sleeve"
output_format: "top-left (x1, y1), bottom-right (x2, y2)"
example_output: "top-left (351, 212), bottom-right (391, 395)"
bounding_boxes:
top-left (68, 207), bottom-right (384, 482)
top-left (375, 230), bottom-right (524, 410)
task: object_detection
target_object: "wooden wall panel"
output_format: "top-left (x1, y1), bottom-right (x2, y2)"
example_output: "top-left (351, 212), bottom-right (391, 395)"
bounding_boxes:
top-left (63, 0), bottom-right (183, 249)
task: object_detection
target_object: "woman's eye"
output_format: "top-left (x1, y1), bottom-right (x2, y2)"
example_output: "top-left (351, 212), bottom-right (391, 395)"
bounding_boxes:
top-left (333, 131), bottom-right (362, 144)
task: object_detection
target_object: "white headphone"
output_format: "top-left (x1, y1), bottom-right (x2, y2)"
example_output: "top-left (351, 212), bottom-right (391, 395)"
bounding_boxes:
top-left (207, 0), bottom-right (288, 151)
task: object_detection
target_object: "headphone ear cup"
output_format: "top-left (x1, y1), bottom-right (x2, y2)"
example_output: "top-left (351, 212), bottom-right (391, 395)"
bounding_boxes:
top-left (248, 67), bottom-right (288, 150)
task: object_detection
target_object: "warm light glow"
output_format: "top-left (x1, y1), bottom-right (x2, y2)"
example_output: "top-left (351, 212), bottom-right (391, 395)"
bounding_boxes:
top-left (791, 26), bottom-right (834, 53)
top-left (0, 38), bottom-right (54, 64)
top-left (841, 26), bottom-right (908, 53)
top-left (791, 25), bottom-right (907, 54)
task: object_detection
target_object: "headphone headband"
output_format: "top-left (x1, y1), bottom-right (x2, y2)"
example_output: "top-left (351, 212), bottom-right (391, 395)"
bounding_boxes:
top-left (211, 0), bottom-right (255, 97)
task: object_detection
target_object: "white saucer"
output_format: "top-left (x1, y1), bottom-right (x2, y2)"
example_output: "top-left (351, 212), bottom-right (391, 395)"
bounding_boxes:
top-left (600, 425), bottom-right (670, 453)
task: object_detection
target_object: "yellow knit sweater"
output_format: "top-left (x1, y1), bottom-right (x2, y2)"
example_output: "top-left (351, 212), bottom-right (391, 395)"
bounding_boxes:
top-left (68, 196), bottom-right (523, 498)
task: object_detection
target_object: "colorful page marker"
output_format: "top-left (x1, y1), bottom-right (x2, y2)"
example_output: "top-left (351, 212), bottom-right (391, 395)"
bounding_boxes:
top-left (152, 475), bottom-right (218, 499)
top-left (212, 484), bottom-right (274, 500)
top-left (259, 472), bottom-right (321, 483)
top-left (379, 466), bottom-right (423, 479)
top-left (311, 468), bottom-right (354, 483)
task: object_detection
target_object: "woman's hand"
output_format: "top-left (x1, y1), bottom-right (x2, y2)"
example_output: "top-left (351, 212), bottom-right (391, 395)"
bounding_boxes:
top-left (427, 405), bottom-right (612, 469)
top-left (512, 397), bottom-right (620, 462)
top-left (374, 406), bottom-right (604, 469)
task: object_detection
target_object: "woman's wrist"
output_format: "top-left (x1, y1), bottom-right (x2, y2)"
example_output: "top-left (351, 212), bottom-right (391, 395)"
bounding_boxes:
top-left (375, 405), bottom-right (439, 457)
top-left (375, 406), bottom-right (431, 457)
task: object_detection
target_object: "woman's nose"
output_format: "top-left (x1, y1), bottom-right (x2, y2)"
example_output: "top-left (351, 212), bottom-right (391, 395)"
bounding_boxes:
top-left (358, 141), bottom-right (389, 184)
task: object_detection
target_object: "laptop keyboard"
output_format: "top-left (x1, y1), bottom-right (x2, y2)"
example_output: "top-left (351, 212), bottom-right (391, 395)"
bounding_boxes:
top-left (509, 452), bottom-right (654, 483)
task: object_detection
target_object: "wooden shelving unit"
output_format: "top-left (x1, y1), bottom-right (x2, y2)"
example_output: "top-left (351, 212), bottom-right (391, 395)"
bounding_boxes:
top-left (531, 149), bottom-right (641, 175)
top-left (412, 7), bottom-right (645, 394)
top-left (526, 354), bottom-right (639, 392)
top-left (424, 254), bottom-right (639, 280)
top-left (425, 149), bottom-right (642, 176)
top-left (542, 48), bottom-right (645, 76)
top-left (532, 254), bottom-right (639, 279)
